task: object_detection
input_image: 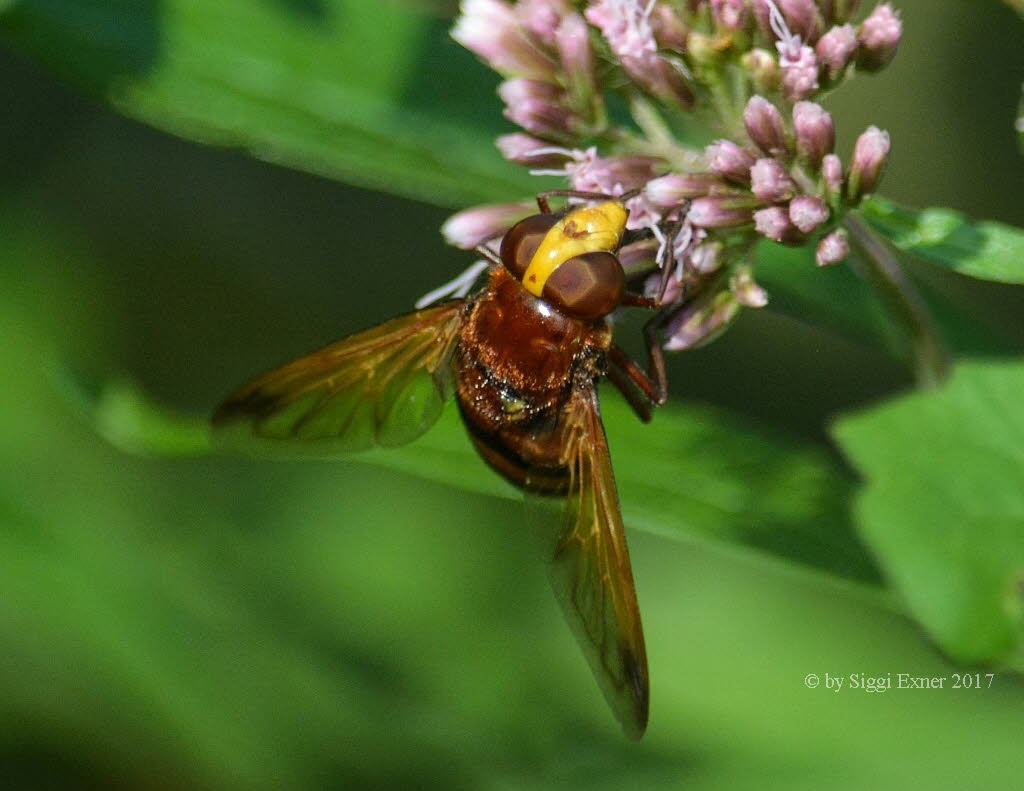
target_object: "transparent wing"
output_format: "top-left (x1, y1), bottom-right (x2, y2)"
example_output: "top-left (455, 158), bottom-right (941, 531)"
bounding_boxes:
top-left (212, 301), bottom-right (464, 456)
top-left (531, 386), bottom-right (649, 739)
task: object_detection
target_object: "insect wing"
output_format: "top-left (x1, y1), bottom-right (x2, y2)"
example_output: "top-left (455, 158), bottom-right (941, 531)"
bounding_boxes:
top-left (533, 386), bottom-right (649, 739)
top-left (212, 301), bottom-right (464, 456)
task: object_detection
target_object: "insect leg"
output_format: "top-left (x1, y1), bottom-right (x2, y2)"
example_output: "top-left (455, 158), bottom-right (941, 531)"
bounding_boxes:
top-left (608, 340), bottom-right (667, 408)
top-left (623, 199), bottom-right (692, 303)
top-left (619, 227), bottom-right (654, 246)
top-left (606, 361), bottom-right (655, 423)
top-left (639, 309), bottom-right (671, 406)
top-left (606, 306), bottom-right (671, 422)
top-left (619, 293), bottom-right (660, 310)
top-left (655, 219), bottom-right (681, 304)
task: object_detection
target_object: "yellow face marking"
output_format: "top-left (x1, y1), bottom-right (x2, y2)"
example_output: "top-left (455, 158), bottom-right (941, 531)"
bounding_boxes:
top-left (521, 201), bottom-right (628, 297)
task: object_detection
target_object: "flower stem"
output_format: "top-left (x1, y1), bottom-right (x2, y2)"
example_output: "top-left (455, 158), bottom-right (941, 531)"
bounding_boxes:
top-left (843, 212), bottom-right (950, 388)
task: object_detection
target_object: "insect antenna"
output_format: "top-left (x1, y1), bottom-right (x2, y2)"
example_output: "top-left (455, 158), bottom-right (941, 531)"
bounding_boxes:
top-left (414, 259), bottom-right (490, 308)
top-left (473, 244), bottom-right (504, 267)
top-left (535, 187), bottom-right (644, 214)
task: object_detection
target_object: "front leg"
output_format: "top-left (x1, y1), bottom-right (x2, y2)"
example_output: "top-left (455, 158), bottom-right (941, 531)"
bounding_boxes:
top-left (606, 306), bottom-right (672, 422)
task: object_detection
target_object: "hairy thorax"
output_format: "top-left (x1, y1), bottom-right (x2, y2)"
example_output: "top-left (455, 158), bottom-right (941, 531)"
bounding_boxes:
top-left (453, 267), bottom-right (612, 486)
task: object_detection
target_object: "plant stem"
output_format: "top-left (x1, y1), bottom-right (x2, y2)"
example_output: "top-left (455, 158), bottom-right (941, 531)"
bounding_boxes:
top-left (844, 212), bottom-right (950, 388)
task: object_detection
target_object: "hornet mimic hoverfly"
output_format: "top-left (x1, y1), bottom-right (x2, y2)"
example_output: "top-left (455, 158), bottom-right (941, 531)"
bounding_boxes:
top-left (213, 191), bottom-right (681, 739)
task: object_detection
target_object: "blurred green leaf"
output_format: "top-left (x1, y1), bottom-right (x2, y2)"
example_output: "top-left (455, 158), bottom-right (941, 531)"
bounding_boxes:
top-left (757, 240), bottom-right (904, 358)
top-left (63, 369), bottom-right (881, 587)
top-left (833, 358), bottom-right (1024, 664)
top-left (0, 0), bottom-right (538, 206)
top-left (0, 486), bottom-right (491, 789)
top-left (371, 392), bottom-right (880, 583)
top-left (57, 367), bottom-right (211, 457)
top-left (860, 196), bottom-right (1024, 285)
top-left (756, 240), bottom-right (1013, 360)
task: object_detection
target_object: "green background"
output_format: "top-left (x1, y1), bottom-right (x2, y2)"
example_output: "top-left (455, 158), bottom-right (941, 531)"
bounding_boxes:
top-left (2, 1), bottom-right (1023, 788)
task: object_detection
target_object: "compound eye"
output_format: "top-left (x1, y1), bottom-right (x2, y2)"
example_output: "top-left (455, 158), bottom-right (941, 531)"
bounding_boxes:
top-left (500, 213), bottom-right (560, 279)
top-left (542, 251), bottom-right (625, 320)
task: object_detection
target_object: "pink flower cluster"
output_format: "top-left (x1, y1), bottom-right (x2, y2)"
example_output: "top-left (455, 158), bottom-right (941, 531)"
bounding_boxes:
top-left (447, 0), bottom-right (902, 349)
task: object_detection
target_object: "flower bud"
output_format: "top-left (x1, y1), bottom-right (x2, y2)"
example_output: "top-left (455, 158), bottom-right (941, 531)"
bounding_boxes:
top-left (644, 172), bottom-right (728, 207)
top-left (777, 0), bottom-right (825, 42)
top-left (670, 222), bottom-right (704, 263)
top-left (570, 153), bottom-right (660, 196)
top-left (688, 195), bottom-right (758, 228)
top-left (517, 0), bottom-right (570, 49)
top-left (688, 240), bottom-right (723, 274)
top-left (504, 101), bottom-right (577, 140)
top-left (788, 195), bottom-right (829, 233)
top-left (664, 291), bottom-right (741, 351)
top-left (750, 157), bottom-right (796, 203)
top-left (498, 77), bottom-right (560, 105)
top-left (754, 206), bottom-right (803, 243)
top-left (648, 57), bottom-right (697, 108)
top-left (815, 228), bottom-right (850, 266)
top-left (619, 239), bottom-right (659, 277)
top-left (779, 44), bottom-right (820, 101)
top-left (730, 266), bottom-right (769, 308)
top-left (744, 95), bottom-right (790, 158)
top-left (495, 133), bottom-right (569, 166)
top-left (453, 0), bottom-right (557, 80)
top-left (555, 12), bottom-right (598, 117)
top-left (742, 48), bottom-right (781, 94)
top-left (706, 140), bottom-right (757, 184)
top-left (792, 101), bottom-right (834, 168)
top-left (499, 80), bottom-right (578, 140)
top-left (644, 269), bottom-right (683, 304)
top-left (442, 202), bottom-right (535, 249)
top-left (857, 3), bottom-right (902, 71)
top-left (584, 0), bottom-right (643, 51)
top-left (651, 3), bottom-right (689, 50)
top-left (626, 198), bottom-right (662, 232)
top-left (821, 153), bottom-right (844, 204)
top-left (586, 0), bottom-right (694, 107)
top-left (711, 0), bottom-right (749, 32)
top-left (815, 24), bottom-right (858, 79)
top-left (847, 125), bottom-right (890, 201)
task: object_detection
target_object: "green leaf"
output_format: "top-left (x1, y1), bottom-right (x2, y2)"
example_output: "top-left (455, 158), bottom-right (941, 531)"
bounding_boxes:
top-left (62, 369), bottom-right (880, 587)
top-left (55, 367), bottom-right (212, 457)
top-left (833, 358), bottom-right (1024, 664)
top-left (0, 0), bottom-right (539, 206)
top-left (377, 392), bottom-right (879, 583)
top-left (755, 239), bottom-right (1012, 360)
top-left (860, 196), bottom-right (1024, 285)
top-left (756, 240), bottom-right (905, 358)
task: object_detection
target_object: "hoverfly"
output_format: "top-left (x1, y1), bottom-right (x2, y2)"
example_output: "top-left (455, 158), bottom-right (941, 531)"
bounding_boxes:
top-left (212, 191), bottom-right (676, 738)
